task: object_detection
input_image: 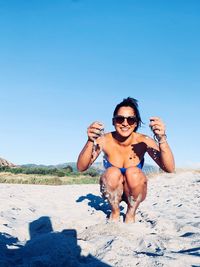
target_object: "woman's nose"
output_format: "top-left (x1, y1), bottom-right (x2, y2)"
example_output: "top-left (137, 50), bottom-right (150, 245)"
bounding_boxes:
top-left (122, 118), bottom-right (128, 125)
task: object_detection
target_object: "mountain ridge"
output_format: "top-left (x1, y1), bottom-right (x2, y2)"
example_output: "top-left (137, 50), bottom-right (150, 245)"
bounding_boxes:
top-left (20, 161), bottom-right (158, 174)
top-left (0, 157), bottom-right (16, 167)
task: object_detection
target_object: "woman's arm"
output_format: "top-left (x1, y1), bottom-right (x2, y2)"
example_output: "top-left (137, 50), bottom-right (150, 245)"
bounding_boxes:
top-left (146, 117), bottom-right (175, 173)
top-left (146, 137), bottom-right (175, 172)
top-left (77, 121), bottom-right (104, 172)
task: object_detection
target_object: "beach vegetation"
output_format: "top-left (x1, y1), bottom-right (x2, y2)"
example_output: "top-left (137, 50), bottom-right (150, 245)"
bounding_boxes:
top-left (0, 165), bottom-right (100, 185)
top-left (0, 163), bottom-right (159, 185)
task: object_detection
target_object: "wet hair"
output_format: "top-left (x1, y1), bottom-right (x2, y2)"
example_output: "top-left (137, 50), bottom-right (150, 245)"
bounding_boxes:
top-left (113, 97), bottom-right (142, 132)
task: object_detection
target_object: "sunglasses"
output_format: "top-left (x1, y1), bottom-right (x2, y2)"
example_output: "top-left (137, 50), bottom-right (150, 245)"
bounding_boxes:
top-left (113, 115), bottom-right (137, 125)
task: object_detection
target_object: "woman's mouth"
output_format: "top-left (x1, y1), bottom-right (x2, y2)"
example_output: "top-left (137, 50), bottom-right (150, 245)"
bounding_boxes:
top-left (120, 127), bottom-right (130, 132)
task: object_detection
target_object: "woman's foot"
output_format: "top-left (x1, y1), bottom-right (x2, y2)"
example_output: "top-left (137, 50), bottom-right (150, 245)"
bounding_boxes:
top-left (125, 210), bottom-right (135, 223)
top-left (109, 209), bottom-right (120, 222)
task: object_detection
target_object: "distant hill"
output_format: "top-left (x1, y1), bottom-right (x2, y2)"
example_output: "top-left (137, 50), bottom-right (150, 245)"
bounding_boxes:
top-left (142, 163), bottom-right (159, 175)
top-left (20, 162), bottom-right (74, 170)
top-left (21, 161), bottom-right (158, 175)
top-left (21, 162), bottom-right (77, 169)
top-left (0, 157), bottom-right (16, 167)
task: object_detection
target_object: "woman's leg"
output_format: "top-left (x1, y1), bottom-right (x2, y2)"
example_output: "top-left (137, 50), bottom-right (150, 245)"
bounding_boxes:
top-left (100, 167), bottom-right (124, 221)
top-left (123, 167), bottom-right (147, 223)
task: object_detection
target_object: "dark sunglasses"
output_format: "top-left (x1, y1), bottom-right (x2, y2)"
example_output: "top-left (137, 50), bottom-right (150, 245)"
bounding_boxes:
top-left (113, 115), bottom-right (137, 125)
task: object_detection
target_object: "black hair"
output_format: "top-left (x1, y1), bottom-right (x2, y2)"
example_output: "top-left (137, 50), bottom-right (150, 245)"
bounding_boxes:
top-left (113, 97), bottom-right (142, 132)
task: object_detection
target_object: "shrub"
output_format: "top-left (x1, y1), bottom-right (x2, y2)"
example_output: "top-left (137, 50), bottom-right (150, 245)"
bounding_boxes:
top-left (63, 165), bottom-right (73, 173)
top-left (83, 168), bottom-right (99, 177)
top-left (57, 171), bottom-right (65, 177)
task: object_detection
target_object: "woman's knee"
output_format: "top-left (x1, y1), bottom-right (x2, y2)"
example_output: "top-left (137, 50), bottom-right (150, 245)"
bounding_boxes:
top-left (100, 167), bottom-right (123, 189)
top-left (125, 166), bottom-right (147, 187)
top-left (125, 166), bottom-right (142, 176)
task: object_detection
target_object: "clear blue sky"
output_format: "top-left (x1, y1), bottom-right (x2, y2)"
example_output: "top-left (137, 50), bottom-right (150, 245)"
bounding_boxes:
top-left (0, 0), bottom-right (199, 167)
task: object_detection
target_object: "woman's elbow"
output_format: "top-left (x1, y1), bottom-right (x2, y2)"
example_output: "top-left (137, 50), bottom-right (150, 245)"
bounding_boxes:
top-left (77, 164), bottom-right (84, 172)
top-left (164, 165), bottom-right (175, 173)
top-left (166, 168), bottom-right (175, 173)
top-left (77, 163), bottom-right (87, 172)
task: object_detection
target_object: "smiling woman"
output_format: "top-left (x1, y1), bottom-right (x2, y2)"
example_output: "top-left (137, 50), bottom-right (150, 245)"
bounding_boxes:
top-left (77, 97), bottom-right (175, 223)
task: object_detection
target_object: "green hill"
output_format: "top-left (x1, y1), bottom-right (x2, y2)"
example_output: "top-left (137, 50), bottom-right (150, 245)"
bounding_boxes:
top-left (21, 161), bottom-right (158, 175)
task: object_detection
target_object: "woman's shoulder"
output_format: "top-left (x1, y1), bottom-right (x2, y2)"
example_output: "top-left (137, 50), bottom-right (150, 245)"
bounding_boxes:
top-left (135, 132), bottom-right (154, 144)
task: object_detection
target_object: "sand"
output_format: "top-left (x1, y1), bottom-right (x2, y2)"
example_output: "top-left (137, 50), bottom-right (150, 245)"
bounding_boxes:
top-left (0, 171), bottom-right (199, 267)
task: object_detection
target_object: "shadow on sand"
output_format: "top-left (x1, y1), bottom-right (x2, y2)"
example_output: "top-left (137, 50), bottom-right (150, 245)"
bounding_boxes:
top-left (0, 216), bottom-right (111, 267)
top-left (76, 193), bottom-right (125, 218)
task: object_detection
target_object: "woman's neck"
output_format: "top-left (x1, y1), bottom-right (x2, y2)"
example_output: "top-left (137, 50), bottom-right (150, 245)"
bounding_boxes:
top-left (112, 131), bottom-right (135, 146)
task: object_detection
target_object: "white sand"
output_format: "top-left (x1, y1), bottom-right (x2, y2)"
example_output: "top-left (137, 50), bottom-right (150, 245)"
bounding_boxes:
top-left (0, 171), bottom-right (199, 267)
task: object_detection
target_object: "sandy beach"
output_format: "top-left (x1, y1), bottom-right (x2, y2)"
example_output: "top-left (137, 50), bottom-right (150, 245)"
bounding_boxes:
top-left (0, 170), bottom-right (199, 267)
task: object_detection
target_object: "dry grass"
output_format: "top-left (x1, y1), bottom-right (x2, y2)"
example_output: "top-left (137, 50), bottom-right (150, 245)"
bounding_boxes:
top-left (1, 168), bottom-right (199, 185)
top-left (0, 172), bottom-right (99, 185)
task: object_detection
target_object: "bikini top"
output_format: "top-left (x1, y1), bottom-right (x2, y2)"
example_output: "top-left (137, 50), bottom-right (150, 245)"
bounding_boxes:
top-left (103, 155), bottom-right (144, 174)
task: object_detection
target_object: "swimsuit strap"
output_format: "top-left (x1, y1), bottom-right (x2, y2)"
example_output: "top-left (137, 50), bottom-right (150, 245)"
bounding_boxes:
top-left (103, 155), bottom-right (113, 169)
top-left (137, 158), bottom-right (144, 169)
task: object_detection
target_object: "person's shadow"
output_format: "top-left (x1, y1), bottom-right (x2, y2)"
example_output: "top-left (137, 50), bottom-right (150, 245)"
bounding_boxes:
top-left (76, 193), bottom-right (125, 219)
top-left (0, 216), bottom-right (112, 266)
top-left (0, 232), bottom-right (22, 266)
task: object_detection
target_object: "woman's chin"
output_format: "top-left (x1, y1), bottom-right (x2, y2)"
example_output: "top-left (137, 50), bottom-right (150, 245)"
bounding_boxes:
top-left (117, 131), bottom-right (132, 139)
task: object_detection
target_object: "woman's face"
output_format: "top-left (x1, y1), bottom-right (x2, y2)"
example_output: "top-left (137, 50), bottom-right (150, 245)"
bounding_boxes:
top-left (113, 106), bottom-right (137, 137)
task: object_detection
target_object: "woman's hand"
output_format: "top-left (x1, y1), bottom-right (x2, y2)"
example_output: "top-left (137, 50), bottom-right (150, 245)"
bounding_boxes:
top-left (149, 117), bottom-right (167, 143)
top-left (87, 121), bottom-right (104, 142)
